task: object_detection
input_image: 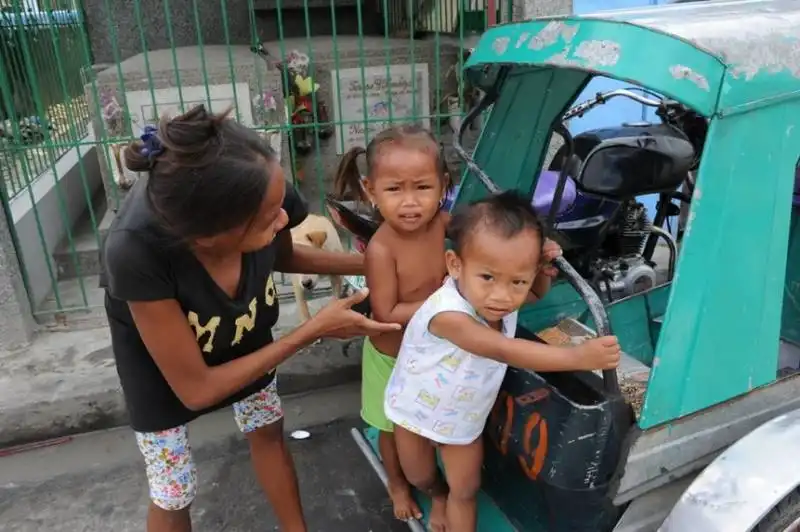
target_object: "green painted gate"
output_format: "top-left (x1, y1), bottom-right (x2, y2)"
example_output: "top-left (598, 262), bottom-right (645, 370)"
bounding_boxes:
top-left (0, 0), bottom-right (516, 322)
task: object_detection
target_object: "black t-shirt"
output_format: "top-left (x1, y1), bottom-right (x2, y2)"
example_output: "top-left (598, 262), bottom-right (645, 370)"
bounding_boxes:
top-left (101, 177), bottom-right (308, 432)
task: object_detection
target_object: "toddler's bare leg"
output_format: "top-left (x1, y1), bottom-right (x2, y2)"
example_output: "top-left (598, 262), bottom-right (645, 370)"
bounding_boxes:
top-left (379, 429), bottom-right (423, 521)
top-left (394, 426), bottom-right (449, 532)
top-left (439, 438), bottom-right (483, 532)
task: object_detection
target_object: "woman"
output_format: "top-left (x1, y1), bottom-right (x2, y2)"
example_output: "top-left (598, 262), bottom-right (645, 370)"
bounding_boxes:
top-left (101, 105), bottom-right (399, 532)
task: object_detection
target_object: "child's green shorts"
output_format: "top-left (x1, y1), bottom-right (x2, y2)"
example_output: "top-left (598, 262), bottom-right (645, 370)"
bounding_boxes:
top-left (360, 337), bottom-right (397, 433)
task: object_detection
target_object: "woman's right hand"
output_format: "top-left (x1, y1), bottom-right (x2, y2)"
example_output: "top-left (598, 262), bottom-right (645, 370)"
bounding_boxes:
top-left (308, 289), bottom-right (402, 339)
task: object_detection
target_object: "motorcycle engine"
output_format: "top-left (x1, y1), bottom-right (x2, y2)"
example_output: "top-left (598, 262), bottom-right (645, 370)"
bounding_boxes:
top-left (591, 201), bottom-right (657, 301)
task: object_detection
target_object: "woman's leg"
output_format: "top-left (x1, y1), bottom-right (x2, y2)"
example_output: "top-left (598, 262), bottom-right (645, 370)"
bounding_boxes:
top-left (233, 377), bottom-right (306, 532)
top-left (135, 426), bottom-right (197, 532)
top-left (439, 438), bottom-right (484, 532)
top-left (394, 425), bottom-right (449, 532)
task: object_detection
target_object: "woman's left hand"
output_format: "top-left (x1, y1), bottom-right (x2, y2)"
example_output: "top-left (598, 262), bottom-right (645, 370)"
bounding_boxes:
top-left (540, 238), bottom-right (562, 278)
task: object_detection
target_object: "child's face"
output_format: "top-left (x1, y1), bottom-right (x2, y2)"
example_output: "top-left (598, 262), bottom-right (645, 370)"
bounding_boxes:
top-left (363, 146), bottom-right (444, 233)
top-left (446, 226), bottom-right (542, 324)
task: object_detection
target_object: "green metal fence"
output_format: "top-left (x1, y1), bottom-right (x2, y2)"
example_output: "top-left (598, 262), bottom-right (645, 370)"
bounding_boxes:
top-left (0, 7), bottom-right (90, 198)
top-left (0, 0), bottom-right (516, 323)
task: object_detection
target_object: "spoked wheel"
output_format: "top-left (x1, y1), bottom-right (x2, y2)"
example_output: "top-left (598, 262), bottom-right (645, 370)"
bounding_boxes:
top-left (755, 488), bottom-right (800, 532)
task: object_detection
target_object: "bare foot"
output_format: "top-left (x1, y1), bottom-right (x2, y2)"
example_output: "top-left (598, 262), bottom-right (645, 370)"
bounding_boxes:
top-left (428, 495), bottom-right (448, 532)
top-left (389, 482), bottom-right (423, 521)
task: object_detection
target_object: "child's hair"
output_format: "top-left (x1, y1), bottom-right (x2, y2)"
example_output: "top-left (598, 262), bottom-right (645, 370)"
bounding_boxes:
top-left (333, 124), bottom-right (451, 201)
top-left (448, 191), bottom-right (544, 255)
top-left (125, 105), bottom-right (277, 241)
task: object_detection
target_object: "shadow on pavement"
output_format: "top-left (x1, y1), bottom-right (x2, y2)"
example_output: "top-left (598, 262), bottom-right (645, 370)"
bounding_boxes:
top-left (0, 417), bottom-right (410, 532)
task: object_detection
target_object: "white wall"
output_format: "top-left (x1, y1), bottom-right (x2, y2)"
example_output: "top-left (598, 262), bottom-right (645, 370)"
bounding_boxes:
top-left (9, 142), bottom-right (103, 308)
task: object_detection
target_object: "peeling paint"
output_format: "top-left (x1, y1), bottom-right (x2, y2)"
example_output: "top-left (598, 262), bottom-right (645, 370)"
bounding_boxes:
top-left (670, 65), bottom-right (711, 91)
top-left (545, 48), bottom-right (577, 67)
top-left (492, 36), bottom-right (510, 56)
top-left (637, 2), bottom-right (800, 85)
top-left (546, 40), bottom-right (621, 69)
top-left (529, 21), bottom-right (579, 51)
top-left (724, 36), bottom-right (800, 81)
top-left (682, 210), bottom-right (697, 240)
top-left (574, 40), bottom-right (620, 68)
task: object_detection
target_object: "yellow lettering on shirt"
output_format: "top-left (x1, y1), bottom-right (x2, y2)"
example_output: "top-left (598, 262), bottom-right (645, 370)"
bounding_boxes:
top-left (265, 275), bottom-right (276, 307)
top-left (231, 298), bottom-right (258, 346)
top-left (187, 312), bottom-right (221, 353)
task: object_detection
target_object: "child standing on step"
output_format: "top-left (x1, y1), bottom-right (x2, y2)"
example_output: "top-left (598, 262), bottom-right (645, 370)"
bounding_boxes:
top-left (334, 125), bottom-right (452, 525)
top-left (384, 192), bottom-right (622, 532)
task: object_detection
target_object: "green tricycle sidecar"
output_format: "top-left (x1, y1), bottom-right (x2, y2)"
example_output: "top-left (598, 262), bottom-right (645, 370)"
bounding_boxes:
top-left (349, 1), bottom-right (800, 530)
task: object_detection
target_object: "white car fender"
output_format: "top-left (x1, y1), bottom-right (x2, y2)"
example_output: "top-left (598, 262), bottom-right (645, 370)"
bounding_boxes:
top-left (659, 407), bottom-right (800, 532)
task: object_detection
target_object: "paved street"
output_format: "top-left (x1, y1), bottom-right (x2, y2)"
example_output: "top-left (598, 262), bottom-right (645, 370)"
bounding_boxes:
top-left (0, 383), bottom-right (407, 532)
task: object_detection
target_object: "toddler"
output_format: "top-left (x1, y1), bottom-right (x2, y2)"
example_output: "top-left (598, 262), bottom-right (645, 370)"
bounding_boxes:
top-left (384, 191), bottom-right (621, 531)
top-left (334, 124), bottom-right (452, 522)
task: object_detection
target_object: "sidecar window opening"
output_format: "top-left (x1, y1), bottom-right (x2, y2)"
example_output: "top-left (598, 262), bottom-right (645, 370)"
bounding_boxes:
top-left (461, 60), bottom-right (708, 209)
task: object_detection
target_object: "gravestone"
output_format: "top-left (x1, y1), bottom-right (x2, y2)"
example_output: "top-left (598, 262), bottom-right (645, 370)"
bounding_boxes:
top-left (259, 36), bottom-right (464, 214)
top-left (85, 46), bottom-right (288, 210)
top-left (330, 63), bottom-right (431, 154)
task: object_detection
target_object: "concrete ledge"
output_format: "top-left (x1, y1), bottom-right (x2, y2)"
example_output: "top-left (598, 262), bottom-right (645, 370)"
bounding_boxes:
top-left (0, 337), bottom-right (362, 449)
top-left (0, 296), bottom-right (363, 448)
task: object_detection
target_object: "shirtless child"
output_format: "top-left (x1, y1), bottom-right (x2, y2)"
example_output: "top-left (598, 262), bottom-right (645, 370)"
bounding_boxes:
top-left (334, 125), bottom-right (452, 526)
top-left (384, 192), bottom-right (622, 531)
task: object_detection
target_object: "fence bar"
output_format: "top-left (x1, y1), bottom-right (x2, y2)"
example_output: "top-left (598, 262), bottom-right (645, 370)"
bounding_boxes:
top-left (0, 0), bottom-right (513, 320)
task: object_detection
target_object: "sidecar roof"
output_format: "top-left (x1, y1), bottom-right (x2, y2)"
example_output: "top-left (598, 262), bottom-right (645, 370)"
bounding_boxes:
top-left (465, 0), bottom-right (800, 116)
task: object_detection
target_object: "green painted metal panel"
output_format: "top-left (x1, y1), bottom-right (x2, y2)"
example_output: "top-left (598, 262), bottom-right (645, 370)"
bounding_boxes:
top-left (781, 208), bottom-right (800, 345)
top-left (518, 282), bottom-right (671, 368)
top-left (640, 105), bottom-right (800, 428)
top-left (719, 66), bottom-right (800, 114)
top-left (465, 18), bottom-right (725, 117)
top-left (518, 281), bottom-right (587, 333)
top-left (1, 1), bottom-right (508, 317)
top-left (456, 67), bottom-right (589, 209)
top-left (584, 284), bottom-right (671, 367)
top-left (363, 427), bottom-right (518, 531)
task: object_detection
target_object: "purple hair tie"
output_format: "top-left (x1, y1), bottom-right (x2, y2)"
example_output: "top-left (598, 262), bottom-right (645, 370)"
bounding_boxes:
top-left (139, 125), bottom-right (164, 164)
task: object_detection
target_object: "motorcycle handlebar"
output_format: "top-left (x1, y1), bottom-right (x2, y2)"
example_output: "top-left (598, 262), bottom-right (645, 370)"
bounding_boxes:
top-left (553, 256), bottom-right (621, 395)
top-left (564, 88), bottom-right (667, 120)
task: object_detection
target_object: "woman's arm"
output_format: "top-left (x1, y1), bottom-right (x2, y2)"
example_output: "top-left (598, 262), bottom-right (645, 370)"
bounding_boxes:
top-left (274, 231), bottom-right (364, 276)
top-left (428, 311), bottom-right (595, 372)
top-left (129, 291), bottom-right (401, 412)
top-left (365, 239), bottom-right (425, 326)
top-left (130, 299), bottom-right (320, 411)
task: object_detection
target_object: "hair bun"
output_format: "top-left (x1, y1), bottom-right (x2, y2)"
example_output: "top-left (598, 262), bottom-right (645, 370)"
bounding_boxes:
top-left (158, 104), bottom-right (232, 159)
top-left (121, 140), bottom-right (153, 172)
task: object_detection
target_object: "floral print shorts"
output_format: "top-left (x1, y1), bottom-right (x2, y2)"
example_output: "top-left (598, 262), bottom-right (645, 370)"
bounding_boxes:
top-left (135, 378), bottom-right (282, 510)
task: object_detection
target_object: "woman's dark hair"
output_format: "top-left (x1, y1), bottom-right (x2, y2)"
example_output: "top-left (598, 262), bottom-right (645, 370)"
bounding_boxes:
top-left (333, 124), bottom-right (452, 202)
top-left (448, 191), bottom-right (544, 255)
top-left (125, 105), bottom-right (277, 240)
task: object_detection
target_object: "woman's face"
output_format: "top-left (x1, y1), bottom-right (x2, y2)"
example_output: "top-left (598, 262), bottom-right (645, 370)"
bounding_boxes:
top-left (197, 163), bottom-right (289, 254)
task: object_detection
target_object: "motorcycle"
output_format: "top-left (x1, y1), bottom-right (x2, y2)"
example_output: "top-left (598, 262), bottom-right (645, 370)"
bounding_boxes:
top-left (326, 87), bottom-right (708, 304)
